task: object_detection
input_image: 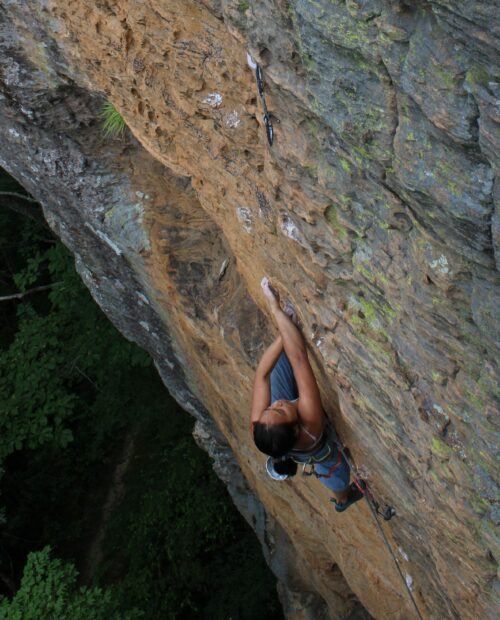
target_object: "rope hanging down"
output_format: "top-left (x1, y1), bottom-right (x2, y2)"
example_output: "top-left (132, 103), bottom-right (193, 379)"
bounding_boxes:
top-left (338, 446), bottom-right (424, 620)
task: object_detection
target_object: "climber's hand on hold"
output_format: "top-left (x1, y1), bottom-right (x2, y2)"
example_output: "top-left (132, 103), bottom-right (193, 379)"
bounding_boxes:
top-left (283, 299), bottom-right (300, 328)
top-left (261, 276), bottom-right (280, 312)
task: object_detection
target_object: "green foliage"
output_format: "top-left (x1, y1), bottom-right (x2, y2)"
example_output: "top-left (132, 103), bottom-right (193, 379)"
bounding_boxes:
top-left (101, 102), bottom-right (127, 138)
top-left (0, 166), bottom-right (282, 620)
top-left (237, 1), bottom-right (250, 12)
top-left (99, 413), bottom-right (281, 620)
top-left (0, 238), bottom-right (150, 461)
top-left (0, 547), bottom-right (141, 620)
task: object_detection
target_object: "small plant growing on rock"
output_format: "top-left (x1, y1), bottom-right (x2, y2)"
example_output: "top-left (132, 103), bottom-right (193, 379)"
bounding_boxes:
top-left (100, 102), bottom-right (126, 138)
top-left (237, 1), bottom-right (249, 12)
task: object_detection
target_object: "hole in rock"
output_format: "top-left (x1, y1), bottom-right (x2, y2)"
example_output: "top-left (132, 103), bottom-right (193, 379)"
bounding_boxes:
top-left (418, 407), bottom-right (429, 423)
top-left (259, 47), bottom-right (272, 66)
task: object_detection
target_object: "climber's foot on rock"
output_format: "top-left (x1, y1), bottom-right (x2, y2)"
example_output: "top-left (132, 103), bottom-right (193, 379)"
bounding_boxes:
top-left (331, 483), bottom-right (364, 513)
top-left (261, 277), bottom-right (280, 312)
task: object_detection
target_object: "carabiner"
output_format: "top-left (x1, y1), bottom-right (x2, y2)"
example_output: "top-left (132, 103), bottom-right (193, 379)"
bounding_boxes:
top-left (301, 462), bottom-right (315, 477)
top-left (263, 114), bottom-right (274, 146)
top-left (381, 506), bottom-right (396, 521)
top-left (256, 65), bottom-right (265, 97)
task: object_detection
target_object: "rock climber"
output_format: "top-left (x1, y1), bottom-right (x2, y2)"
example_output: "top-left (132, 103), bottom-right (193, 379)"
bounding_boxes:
top-left (250, 277), bottom-right (363, 512)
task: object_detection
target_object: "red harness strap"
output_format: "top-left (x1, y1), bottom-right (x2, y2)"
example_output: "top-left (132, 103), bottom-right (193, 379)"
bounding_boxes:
top-left (314, 449), bottom-right (342, 479)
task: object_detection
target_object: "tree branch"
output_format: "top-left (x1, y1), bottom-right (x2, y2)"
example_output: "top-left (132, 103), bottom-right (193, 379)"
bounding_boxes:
top-left (0, 193), bottom-right (48, 227)
top-left (0, 191), bottom-right (38, 203)
top-left (0, 282), bottom-right (62, 302)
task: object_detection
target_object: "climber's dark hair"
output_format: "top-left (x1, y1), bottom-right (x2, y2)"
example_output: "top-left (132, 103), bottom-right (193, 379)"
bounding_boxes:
top-left (253, 421), bottom-right (297, 458)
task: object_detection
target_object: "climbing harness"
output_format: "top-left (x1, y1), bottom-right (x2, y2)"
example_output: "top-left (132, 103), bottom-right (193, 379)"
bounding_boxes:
top-left (338, 445), bottom-right (424, 620)
top-left (300, 446), bottom-right (341, 478)
top-left (255, 64), bottom-right (274, 147)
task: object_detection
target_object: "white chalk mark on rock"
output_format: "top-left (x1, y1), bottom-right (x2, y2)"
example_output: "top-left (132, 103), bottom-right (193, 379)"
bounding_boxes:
top-left (280, 215), bottom-right (300, 241)
top-left (246, 52), bottom-right (257, 70)
top-left (225, 111), bottom-right (240, 128)
top-left (429, 254), bottom-right (450, 275)
top-left (236, 206), bottom-right (253, 233)
top-left (217, 258), bottom-right (229, 281)
top-left (202, 93), bottom-right (222, 108)
top-left (84, 223), bottom-right (123, 256)
top-left (136, 291), bottom-right (150, 305)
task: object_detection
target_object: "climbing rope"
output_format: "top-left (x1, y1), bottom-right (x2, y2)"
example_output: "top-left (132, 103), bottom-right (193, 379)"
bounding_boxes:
top-left (338, 446), bottom-right (424, 620)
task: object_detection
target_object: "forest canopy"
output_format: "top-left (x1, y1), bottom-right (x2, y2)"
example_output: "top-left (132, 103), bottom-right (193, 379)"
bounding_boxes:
top-left (0, 167), bottom-right (281, 619)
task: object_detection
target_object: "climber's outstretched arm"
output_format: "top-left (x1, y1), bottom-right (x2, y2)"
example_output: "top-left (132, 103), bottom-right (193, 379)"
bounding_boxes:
top-left (271, 306), bottom-right (325, 437)
top-left (259, 277), bottom-right (325, 436)
top-left (250, 336), bottom-right (283, 429)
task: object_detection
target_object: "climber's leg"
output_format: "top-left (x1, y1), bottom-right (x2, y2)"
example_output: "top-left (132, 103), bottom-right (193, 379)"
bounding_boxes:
top-left (332, 483), bottom-right (364, 513)
top-left (315, 451), bottom-right (350, 501)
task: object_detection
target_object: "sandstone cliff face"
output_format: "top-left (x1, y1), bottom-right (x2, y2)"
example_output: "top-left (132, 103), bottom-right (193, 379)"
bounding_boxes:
top-left (0, 1), bottom-right (498, 618)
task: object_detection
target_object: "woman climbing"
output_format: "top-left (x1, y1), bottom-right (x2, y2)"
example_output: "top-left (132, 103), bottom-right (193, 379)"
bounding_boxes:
top-left (250, 277), bottom-right (363, 512)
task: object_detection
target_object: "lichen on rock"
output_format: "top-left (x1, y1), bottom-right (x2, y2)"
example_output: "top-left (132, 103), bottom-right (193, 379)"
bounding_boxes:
top-left (0, 0), bottom-right (498, 618)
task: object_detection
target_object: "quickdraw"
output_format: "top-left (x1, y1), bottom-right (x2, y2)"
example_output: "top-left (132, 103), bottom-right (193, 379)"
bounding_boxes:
top-left (255, 64), bottom-right (274, 147)
top-left (350, 469), bottom-right (396, 522)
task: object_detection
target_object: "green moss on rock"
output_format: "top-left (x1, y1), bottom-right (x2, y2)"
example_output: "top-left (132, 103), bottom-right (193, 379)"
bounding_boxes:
top-left (326, 206), bottom-right (348, 239)
top-left (431, 437), bottom-right (453, 458)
